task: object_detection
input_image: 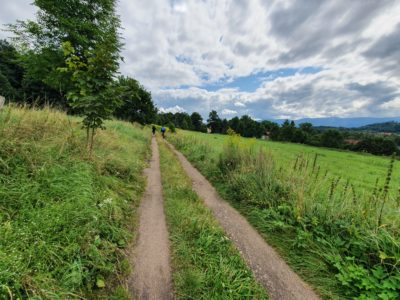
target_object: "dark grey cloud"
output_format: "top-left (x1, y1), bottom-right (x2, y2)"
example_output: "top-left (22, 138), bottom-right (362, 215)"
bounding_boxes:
top-left (271, 1), bottom-right (393, 63)
top-left (363, 23), bottom-right (400, 76)
top-left (347, 82), bottom-right (399, 104)
top-left (269, 0), bottom-right (323, 38)
top-left (364, 23), bottom-right (400, 58)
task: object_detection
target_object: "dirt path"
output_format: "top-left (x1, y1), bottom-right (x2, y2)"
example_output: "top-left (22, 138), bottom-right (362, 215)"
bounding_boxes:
top-left (165, 141), bottom-right (320, 300)
top-left (128, 137), bottom-right (173, 300)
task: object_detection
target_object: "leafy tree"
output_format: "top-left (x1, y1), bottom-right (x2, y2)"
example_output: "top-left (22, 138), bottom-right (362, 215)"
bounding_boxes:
top-left (0, 72), bottom-right (15, 100)
top-left (299, 122), bottom-right (314, 134)
top-left (60, 8), bottom-right (121, 155)
top-left (114, 76), bottom-right (156, 124)
top-left (20, 48), bottom-right (70, 107)
top-left (354, 137), bottom-right (398, 156)
top-left (157, 112), bottom-right (170, 126)
top-left (8, 0), bottom-right (122, 108)
top-left (190, 112), bottom-right (204, 132)
top-left (9, 0), bottom-right (116, 52)
top-left (207, 110), bottom-right (222, 133)
top-left (292, 129), bottom-right (308, 143)
top-left (174, 112), bottom-right (192, 129)
top-left (321, 129), bottom-right (344, 148)
top-left (168, 122), bottom-right (176, 133)
top-left (280, 120), bottom-right (296, 141)
top-left (228, 116), bottom-right (240, 133)
top-left (221, 118), bottom-right (229, 134)
top-left (237, 115), bottom-right (263, 138)
top-left (261, 120), bottom-right (280, 140)
top-left (0, 40), bottom-right (23, 100)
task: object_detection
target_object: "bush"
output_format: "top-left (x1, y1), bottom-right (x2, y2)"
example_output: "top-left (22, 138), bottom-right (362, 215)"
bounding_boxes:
top-left (168, 122), bottom-right (176, 133)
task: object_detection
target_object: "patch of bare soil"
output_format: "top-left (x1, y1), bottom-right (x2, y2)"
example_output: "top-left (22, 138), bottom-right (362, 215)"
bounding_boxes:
top-left (128, 137), bottom-right (173, 300)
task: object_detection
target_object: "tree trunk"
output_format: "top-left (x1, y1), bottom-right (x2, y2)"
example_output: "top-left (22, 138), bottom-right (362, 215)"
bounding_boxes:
top-left (86, 126), bottom-right (90, 148)
top-left (89, 127), bottom-right (95, 158)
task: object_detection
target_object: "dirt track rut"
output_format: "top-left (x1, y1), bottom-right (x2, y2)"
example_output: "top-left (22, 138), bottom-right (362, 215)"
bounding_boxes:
top-left (165, 140), bottom-right (320, 300)
top-left (128, 137), bottom-right (173, 300)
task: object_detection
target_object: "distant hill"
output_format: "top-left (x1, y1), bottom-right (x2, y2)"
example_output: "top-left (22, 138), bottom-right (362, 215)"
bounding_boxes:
top-left (355, 121), bottom-right (400, 133)
top-left (273, 117), bottom-right (400, 128)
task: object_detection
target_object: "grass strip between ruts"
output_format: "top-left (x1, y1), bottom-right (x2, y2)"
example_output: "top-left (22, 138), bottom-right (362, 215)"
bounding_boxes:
top-left (158, 139), bottom-right (268, 299)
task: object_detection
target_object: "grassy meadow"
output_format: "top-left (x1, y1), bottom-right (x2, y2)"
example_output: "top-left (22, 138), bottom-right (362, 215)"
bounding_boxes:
top-left (174, 130), bottom-right (400, 195)
top-left (0, 106), bottom-right (150, 299)
top-left (158, 140), bottom-right (267, 299)
top-left (168, 129), bottom-right (400, 299)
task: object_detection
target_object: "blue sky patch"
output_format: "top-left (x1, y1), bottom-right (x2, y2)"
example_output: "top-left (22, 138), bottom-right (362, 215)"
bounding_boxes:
top-left (202, 66), bottom-right (323, 92)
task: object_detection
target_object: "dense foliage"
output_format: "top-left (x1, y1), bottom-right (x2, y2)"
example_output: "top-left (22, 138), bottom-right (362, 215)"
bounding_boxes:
top-left (1, 1), bottom-right (156, 127)
top-left (157, 111), bottom-right (207, 132)
top-left (114, 76), bottom-right (156, 125)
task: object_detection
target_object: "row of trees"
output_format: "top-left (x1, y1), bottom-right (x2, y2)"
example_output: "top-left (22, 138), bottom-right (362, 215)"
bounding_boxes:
top-left (156, 111), bottom-right (207, 132)
top-left (159, 110), bottom-right (399, 156)
top-left (263, 120), bottom-right (399, 155)
top-left (156, 110), bottom-right (265, 138)
top-left (1, 0), bottom-right (156, 154)
top-left (207, 110), bottom-right (265, 138)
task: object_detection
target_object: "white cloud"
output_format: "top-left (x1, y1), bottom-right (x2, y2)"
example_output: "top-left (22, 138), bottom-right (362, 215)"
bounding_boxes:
top-left (221, 109), bottom-right (237, 115)
top-left (381, 98), bottom-right (400, 109)
top-left (234, 101), bottom-right (246, 107)
top-left (158, 105), bottom-right (186, 113)
top-left (0, 0), bottom-right (37, 40)
top-left (172, 2), bottom-right (187, 13)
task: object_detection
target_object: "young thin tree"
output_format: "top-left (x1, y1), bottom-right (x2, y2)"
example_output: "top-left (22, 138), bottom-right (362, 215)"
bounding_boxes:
top-left (9, 0), bottom-right (123, 156)
top-left (61, 38), bottom-right (122, 156)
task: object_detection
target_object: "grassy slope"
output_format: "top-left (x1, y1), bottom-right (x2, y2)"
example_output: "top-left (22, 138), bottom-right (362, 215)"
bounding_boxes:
top-left (176, 130), bottom-right (400, 195)
top-left (0, 106), bottom-right (150, 299)
top-left (158, 140), bottom-right (267, 299)
top-left (168, 130), bottom-right (400, 299)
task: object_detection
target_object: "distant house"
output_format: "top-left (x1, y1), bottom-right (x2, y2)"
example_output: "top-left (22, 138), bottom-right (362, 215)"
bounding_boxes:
top-left (382, 132), bottom-right (393, 136)
top-left (344, 138), bottom-right (360, 145)
top-left (261, 131), bottom-right (271, 140)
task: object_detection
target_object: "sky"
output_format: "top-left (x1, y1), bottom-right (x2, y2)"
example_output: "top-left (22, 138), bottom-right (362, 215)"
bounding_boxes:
top-left (1, 0), bottom-right (400, 120)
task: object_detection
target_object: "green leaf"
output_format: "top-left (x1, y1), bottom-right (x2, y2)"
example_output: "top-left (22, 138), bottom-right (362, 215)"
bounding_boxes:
top-left (96, 278), bottom-right (106, 288)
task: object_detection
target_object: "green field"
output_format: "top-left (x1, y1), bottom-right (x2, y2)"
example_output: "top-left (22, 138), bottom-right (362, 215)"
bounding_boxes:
top-left (168, 129), bottom-right (400, 299)
top-left (0, 106), bottom-right (150, 298)
top-left (174, 130), bottom-right (400, 195)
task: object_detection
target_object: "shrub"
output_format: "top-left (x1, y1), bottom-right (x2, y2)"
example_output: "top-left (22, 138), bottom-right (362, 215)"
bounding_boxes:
top-left (168, 122), bottom-right (176, 133)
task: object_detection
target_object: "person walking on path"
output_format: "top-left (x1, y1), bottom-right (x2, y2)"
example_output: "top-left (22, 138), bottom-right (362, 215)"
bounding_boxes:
top-left (152, 125), bottom-right (156, 136)
top-left (161, 126), bottom-right (166, 139)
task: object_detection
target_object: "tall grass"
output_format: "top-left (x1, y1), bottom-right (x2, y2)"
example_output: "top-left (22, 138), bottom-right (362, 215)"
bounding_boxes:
top-left (168, 132), bottom-right (400, 299)
top-left (158, 140), bottom-right (267, 299)
top-left (0, 105), bottom-right (150, 298)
